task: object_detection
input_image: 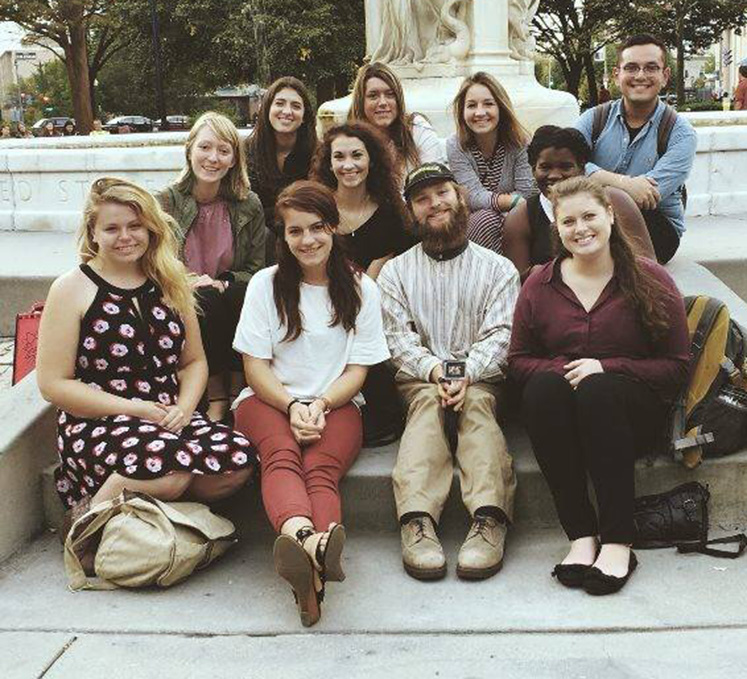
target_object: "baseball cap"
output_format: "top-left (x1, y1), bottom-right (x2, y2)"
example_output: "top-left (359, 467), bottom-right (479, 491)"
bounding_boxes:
top-left (403, 163), bottom-right (456, 200)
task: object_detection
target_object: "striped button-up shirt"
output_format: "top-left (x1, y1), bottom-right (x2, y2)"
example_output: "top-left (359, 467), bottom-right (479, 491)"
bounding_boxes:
top-left (378, 242), bottom-right (520, 384)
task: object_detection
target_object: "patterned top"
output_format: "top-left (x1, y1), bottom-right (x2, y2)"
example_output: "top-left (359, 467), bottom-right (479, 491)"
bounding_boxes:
top-left (469, 143), bottom-right (507, 212)
top-left (377, 242), bottom-right (520, 384)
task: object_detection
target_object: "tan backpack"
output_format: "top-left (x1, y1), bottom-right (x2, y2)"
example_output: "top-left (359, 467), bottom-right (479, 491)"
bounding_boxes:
top-left (64, 490), bottom-right (237, 591)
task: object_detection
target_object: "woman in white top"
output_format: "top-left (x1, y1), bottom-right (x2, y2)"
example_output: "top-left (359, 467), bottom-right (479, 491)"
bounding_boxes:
top-left (348, 62), bottom-right (446, 177)
top-left (233, 180), bottom-right (389, 627)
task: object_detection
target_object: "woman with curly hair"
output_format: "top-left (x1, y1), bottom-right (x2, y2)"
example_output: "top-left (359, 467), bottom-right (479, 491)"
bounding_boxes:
top-left (508, 176), bottom-right (689, 595)
top-left (37, 177), bottom-right (256, 535)
top-left (311, 121), bottom-right (414, 280)
top-left (246, 76), bottom-right (318, 263)
top-left (157, 111), bottom-right (266, 422)
top-left (233, 181), bottom-right (389, 626)
top-left (348, 62), bottom-right (445, 178)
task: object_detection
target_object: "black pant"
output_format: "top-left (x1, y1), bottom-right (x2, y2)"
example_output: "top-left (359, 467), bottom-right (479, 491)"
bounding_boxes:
top-left (361, 362), bottom-right (404, 438)
top-left (521, 371), bottom-right (667, 544)
top-left (641, 209), bottom-right (680, 264)
top-left (195, 281), bottom-right (247, 375)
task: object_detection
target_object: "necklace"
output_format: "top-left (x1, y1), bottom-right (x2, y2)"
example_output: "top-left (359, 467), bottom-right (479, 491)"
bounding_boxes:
top-left (337, 194), bottom-right (373, 236)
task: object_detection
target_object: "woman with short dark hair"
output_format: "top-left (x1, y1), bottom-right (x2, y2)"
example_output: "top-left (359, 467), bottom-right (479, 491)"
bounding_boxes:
top-left (233, 180), bottom-right (389, 626)
top-left (502, 125), bottom-right (655, 281)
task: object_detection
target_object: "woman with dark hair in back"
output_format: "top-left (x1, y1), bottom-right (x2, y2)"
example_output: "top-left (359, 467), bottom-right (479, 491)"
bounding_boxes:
top-left (246, 76), bottom-right (318, 263)
top-left (233, 180), bottom-right (389, 627)
top-left (446, 72), bottom-right (535, 254)
top-left (311, 121), bottom-right (413, 445)
top-left (348, 62), bottom-right (445, 178)
top-left (311, 121), bottom-right (413, 280)
top-left (502, 125), bottom-right (655, 281)
top-left (509, 176), bottom-right (689, 595)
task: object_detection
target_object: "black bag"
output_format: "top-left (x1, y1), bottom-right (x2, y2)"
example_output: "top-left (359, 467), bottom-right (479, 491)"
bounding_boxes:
top-left (633, 481), bottom-right (747, 558)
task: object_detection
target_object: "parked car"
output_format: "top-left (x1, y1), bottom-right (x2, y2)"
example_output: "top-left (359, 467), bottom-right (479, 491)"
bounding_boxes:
top-left (31, 117), bottom-right (74, 137)
top-left (103, 115), bottom-right (154, 134)
top-left (153, 115), bottom-right (190, 131)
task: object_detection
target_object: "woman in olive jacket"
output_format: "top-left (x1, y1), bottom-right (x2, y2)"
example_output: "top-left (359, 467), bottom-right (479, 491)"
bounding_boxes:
top-left (157, 112), bottom-right (266, 421)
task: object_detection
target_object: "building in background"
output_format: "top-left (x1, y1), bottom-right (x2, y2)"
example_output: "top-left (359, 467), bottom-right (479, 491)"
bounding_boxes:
top-left (0, 22), bottom-right (55, 123)
top-left (718, 27), bottom-right (747, 99)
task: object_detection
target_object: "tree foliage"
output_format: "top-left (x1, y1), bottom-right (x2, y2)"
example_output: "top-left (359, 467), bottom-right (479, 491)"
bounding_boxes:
top-left (532, 0), bottom-right (621, 105)
top-left (614, 0), bottom-right (747, 102)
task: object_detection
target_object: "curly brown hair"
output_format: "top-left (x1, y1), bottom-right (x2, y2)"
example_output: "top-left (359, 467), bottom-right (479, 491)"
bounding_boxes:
top-left (310, 122), bottom-right (410, 229)
top-left (550, 176), bottom-right (675, 342)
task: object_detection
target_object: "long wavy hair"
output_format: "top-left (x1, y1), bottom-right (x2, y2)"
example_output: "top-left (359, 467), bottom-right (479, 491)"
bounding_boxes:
top-left (348, 62), bottom-right (419, 170)
top-left (453, 72), bottom-right (529, 151)
top-left (550, 176), bottom-right (673, 342)
top-left (310, 121), bottom-right (410, 229)
top-left (246, 77), bottom-right (318, 184)
top-left (78, 177), bottom-right (195, 317)
top-left (175, 111), bottom-right (250, 201)
top-left (273, 181), bottom-right (362, 342)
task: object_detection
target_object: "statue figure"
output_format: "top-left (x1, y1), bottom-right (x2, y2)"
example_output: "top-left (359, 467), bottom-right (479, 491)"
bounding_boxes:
top-left (369, 0), bottom-right (472, 66)
top-left (508, 0), bottom-right (539, 61)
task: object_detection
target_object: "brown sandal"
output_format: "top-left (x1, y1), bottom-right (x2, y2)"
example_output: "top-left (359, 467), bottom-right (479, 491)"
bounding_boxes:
top-left (273, 534), bottom-right (321, 627)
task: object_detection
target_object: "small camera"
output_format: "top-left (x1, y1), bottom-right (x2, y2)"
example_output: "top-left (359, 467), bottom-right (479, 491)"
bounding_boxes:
top-left (441, 360), bottom-right (466, 381)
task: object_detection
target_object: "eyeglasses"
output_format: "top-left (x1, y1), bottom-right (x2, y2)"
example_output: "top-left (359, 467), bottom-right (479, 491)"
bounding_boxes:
top-left (621, 64), bottom-right (663, 75)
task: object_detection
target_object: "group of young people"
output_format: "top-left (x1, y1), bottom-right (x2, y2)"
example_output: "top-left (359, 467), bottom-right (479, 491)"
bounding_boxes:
top-left (36, 33), bottom-right (695, 626)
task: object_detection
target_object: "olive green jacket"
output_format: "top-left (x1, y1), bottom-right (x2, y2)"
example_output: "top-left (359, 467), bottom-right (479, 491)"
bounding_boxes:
top-left (156, 185), bottom-right (266, 283)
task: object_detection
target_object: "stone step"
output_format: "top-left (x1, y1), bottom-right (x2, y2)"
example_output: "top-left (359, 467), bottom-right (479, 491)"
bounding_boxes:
top-left (41, 423), bottom-right (747, 537)
top-left (1, 215), bottom-right (746, 334)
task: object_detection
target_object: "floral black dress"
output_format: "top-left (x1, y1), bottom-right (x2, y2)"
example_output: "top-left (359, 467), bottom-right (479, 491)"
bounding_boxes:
top-left (54, 264), bottom-right (258, 508)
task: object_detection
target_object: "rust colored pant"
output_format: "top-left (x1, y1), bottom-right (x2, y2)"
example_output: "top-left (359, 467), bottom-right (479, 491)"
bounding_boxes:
top-left (234, 396), bottom-right (362, 532)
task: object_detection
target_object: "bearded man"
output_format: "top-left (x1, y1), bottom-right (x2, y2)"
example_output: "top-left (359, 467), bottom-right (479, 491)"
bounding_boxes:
top-left (377, 163), bottom-right (520, 581)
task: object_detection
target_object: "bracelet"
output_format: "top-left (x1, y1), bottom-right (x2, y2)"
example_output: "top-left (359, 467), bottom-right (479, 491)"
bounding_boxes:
top-left (286, 398), bottom-right (301, 415)
top-left (315, 396), bottom-right (332, 414)
top-left (509, 194), bottom-right (522, 210)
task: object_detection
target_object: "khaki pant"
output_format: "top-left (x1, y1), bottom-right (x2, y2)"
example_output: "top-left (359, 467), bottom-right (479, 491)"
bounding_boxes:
top-left (393, 381), bottom-right (516, 523)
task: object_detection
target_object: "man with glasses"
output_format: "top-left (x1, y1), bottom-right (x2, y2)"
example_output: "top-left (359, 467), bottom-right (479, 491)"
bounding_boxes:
top-left (574, 34), bottom-right (697, 263)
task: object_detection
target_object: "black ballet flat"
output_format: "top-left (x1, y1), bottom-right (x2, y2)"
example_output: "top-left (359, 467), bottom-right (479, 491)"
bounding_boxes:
top-left (551, 562), bottom-right (593, 588)
top-left (583, 551), bottom-right (638, 596)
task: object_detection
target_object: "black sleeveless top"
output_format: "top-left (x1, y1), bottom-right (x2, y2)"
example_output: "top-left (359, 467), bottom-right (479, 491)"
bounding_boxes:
top-left (526, 194), bottom-right (554, 265)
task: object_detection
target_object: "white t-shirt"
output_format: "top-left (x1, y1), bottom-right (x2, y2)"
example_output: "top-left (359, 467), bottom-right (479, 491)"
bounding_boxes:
top-left (232, 266), bottom-right (390, 408)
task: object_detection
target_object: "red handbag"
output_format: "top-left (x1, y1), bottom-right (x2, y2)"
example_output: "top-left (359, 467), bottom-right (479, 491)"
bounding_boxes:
top-left (13, 302), bottom-right (45, 385)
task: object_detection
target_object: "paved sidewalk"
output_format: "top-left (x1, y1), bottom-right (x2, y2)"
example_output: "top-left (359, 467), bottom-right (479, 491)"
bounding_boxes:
top-left (2, 528), bottom-right (746, 678)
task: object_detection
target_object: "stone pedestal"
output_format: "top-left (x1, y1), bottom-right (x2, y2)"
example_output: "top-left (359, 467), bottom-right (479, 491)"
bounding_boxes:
top-left (319, 0), bottom-right (578, 137)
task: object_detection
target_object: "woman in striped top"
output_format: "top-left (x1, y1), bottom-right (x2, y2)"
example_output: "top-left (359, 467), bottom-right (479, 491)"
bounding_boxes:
top-left (446, 72), bottom-right (535, 254)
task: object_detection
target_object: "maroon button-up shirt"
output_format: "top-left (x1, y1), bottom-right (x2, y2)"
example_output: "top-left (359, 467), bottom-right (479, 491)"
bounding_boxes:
top-left (508, 257), bottom-right (690, 402)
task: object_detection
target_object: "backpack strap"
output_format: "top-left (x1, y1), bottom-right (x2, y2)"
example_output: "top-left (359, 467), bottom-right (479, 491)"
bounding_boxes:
top-left (591, 102), bottom-right (613, 149)
top-left (671, 297), bottom-right (726, 459)
top-left (677, 533), bottom-right (747, 559)
top-left (656, 104), bottom-right (678, 158)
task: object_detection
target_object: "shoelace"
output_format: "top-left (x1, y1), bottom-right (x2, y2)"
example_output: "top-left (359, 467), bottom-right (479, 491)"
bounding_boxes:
top-left (468, 516), bottom-right (493, 541)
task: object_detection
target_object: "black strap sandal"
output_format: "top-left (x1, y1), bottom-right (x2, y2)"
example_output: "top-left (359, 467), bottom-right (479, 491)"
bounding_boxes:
top-left (295, 524), bottom-right (346, 583)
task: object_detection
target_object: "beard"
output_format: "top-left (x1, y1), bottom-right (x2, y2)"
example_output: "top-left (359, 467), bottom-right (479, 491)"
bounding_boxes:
top-left (415, 198), bottom-right (470, 255)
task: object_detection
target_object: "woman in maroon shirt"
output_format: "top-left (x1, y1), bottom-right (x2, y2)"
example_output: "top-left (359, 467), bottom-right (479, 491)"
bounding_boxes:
top-left (508, 176), bottom-right (689, 595)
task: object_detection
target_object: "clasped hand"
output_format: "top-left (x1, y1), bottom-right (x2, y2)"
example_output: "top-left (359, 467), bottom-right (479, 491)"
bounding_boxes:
top-left (191, 274), bottom-right (226, 292)
top-left (289, 401), bottom-right (326, 445)
top-left (437, 377), bottom-right (470, 412)
top-left (563, 358), bottom-right (603, 388)
top-left (135, 401), bottom-right (191, 433)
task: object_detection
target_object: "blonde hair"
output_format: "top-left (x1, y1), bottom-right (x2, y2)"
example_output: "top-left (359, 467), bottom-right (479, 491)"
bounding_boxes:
top-left (78, 177), bottom-right (196, 318)
top-left (452, 72), bottom-right (529, 151)
top-left (175, 111), bottom-right (250, 201)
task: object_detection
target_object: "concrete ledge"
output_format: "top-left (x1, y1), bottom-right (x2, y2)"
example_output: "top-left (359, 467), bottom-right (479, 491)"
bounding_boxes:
top-left (0, 372), bottom-right (56, 562)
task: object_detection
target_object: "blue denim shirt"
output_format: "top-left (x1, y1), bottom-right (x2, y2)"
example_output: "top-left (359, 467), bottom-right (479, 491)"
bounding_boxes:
top-left (574, 100), bottom-right (698, 237)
